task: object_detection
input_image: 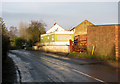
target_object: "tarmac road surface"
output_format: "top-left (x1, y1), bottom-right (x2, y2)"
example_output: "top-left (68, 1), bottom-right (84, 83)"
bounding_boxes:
top-left (8, 49), bottom-right (119, 83)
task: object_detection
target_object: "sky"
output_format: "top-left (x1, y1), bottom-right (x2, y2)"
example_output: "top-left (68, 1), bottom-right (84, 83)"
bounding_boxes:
top-left (1, 0), bottom-right (119, 31)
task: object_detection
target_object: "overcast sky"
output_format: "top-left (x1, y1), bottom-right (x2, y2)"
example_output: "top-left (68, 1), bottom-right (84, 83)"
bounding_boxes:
top-left (1, 1), bottom-right (118, 31)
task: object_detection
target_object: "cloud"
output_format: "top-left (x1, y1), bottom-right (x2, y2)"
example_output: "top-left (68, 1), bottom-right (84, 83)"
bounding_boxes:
top-left (2, 2), bottom-right (118, 31)
top-left (2, 0), bottom-right (119, 2)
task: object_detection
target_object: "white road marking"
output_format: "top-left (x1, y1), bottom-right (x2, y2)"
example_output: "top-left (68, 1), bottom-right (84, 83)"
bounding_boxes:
top-left (72, 69), bottom-right (105, 83)
top-left (40, 56), bottom-right (105, 83)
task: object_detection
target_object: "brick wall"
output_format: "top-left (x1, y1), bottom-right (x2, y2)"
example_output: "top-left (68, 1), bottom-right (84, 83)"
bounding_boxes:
top-left (116, 25), bottom-right (120, 61)
top-left (118, 25), bottom-right (120, 61)
top-left (75, 20), bottom-right (94, 36)
top-left (87, 25), bottom-right (116, 59)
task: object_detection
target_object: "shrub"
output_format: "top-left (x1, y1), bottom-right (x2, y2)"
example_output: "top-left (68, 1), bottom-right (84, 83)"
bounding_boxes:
top-left (26, 39), bottom-right (33, 47)
top-left (2, 35), bottom-right (10, 60)
top-left (14, 37), bottom-right (25, 49)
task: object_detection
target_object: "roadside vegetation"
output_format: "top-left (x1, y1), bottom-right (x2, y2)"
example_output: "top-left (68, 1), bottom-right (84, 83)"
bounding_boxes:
top-left (1, 17), bottom-right (10, 61)
top-left (1, 17), bottom-right (17, 83)
top-left (10, 21), bottom-right (46, 50)
top-left (67, 51), bottom-right (117, 63)
top-left (41, 49), bottom-right (117, 64)
top-left (1, 17), bottom-right (46, 83)
top-left (1, 17), bottom-right (46, 57)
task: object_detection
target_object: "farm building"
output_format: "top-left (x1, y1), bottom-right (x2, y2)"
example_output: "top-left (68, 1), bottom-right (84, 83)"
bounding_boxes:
top-left (69, 20), bottom-right (94, 52)
top-left (69, 20), bottom-right (120, 61)
top-left (87, 25), bottom-right (120, 60)
top-left (74, 20), bottom-right (94, 36)
top-left (70, 20), bottom-right (94, 42)
top-left (40, 23), bottom-right (74, 53)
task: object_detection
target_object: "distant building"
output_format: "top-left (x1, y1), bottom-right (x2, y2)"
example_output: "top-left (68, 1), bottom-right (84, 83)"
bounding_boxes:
top-left (69, 27), bottom-right (75, 32)
top-left (70, 20), bottom-right (94, 41)
top-left (40, 23), bottom-right (74, 53)
top-left (75, 19), bottom-right (94, 36)
top-left (46, 23), bottom-right (65, 33)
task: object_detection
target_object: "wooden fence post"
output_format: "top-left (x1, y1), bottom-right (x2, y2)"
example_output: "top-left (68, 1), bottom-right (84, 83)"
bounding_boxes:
top-left (69, 40), bottom-right (73, 53)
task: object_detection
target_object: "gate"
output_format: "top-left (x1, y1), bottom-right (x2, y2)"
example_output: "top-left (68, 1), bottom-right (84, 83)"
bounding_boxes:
top-left (69, 35), bottom-right (87, 52)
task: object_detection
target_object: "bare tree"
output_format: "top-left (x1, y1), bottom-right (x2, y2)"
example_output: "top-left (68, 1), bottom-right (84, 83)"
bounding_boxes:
top-left (27, 20), bottom-right (46, 43)
top-left (9, 26), bottom-right (17, 40)
top-left (19, 21), bottom-right (28, 40)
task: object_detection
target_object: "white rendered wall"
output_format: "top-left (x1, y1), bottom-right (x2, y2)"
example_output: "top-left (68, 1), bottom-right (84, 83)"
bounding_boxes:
top-left (46, 24), bottom-right (65, 33)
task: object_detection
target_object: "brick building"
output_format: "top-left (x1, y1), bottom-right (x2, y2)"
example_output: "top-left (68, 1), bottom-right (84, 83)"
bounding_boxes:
top-left (70, 20), bottom-right (94, 41)
top-left (74, 19), bottom-right (94, 36)
top-left (87, 25), bottom-right (120, 60)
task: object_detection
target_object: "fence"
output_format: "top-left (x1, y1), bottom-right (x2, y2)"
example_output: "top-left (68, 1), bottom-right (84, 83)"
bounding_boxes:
top-left (69, 35), bottom-right (87, 52)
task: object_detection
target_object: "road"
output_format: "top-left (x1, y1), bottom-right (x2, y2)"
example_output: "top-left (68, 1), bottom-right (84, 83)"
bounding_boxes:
top-left (8, 49), bottom-right (119, 83)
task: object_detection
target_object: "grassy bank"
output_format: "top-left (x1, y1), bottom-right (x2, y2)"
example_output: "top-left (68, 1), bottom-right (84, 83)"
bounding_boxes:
top-left (32, 48), bottom-right (119, 64)
top-left (38, 50), bottom-right (117, 62)
top-left (67, 51), bottom-right (117, 62)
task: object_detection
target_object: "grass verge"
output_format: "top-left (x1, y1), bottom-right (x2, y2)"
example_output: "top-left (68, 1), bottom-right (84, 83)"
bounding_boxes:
top-left (67, 51), bottom-right (117, 62)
